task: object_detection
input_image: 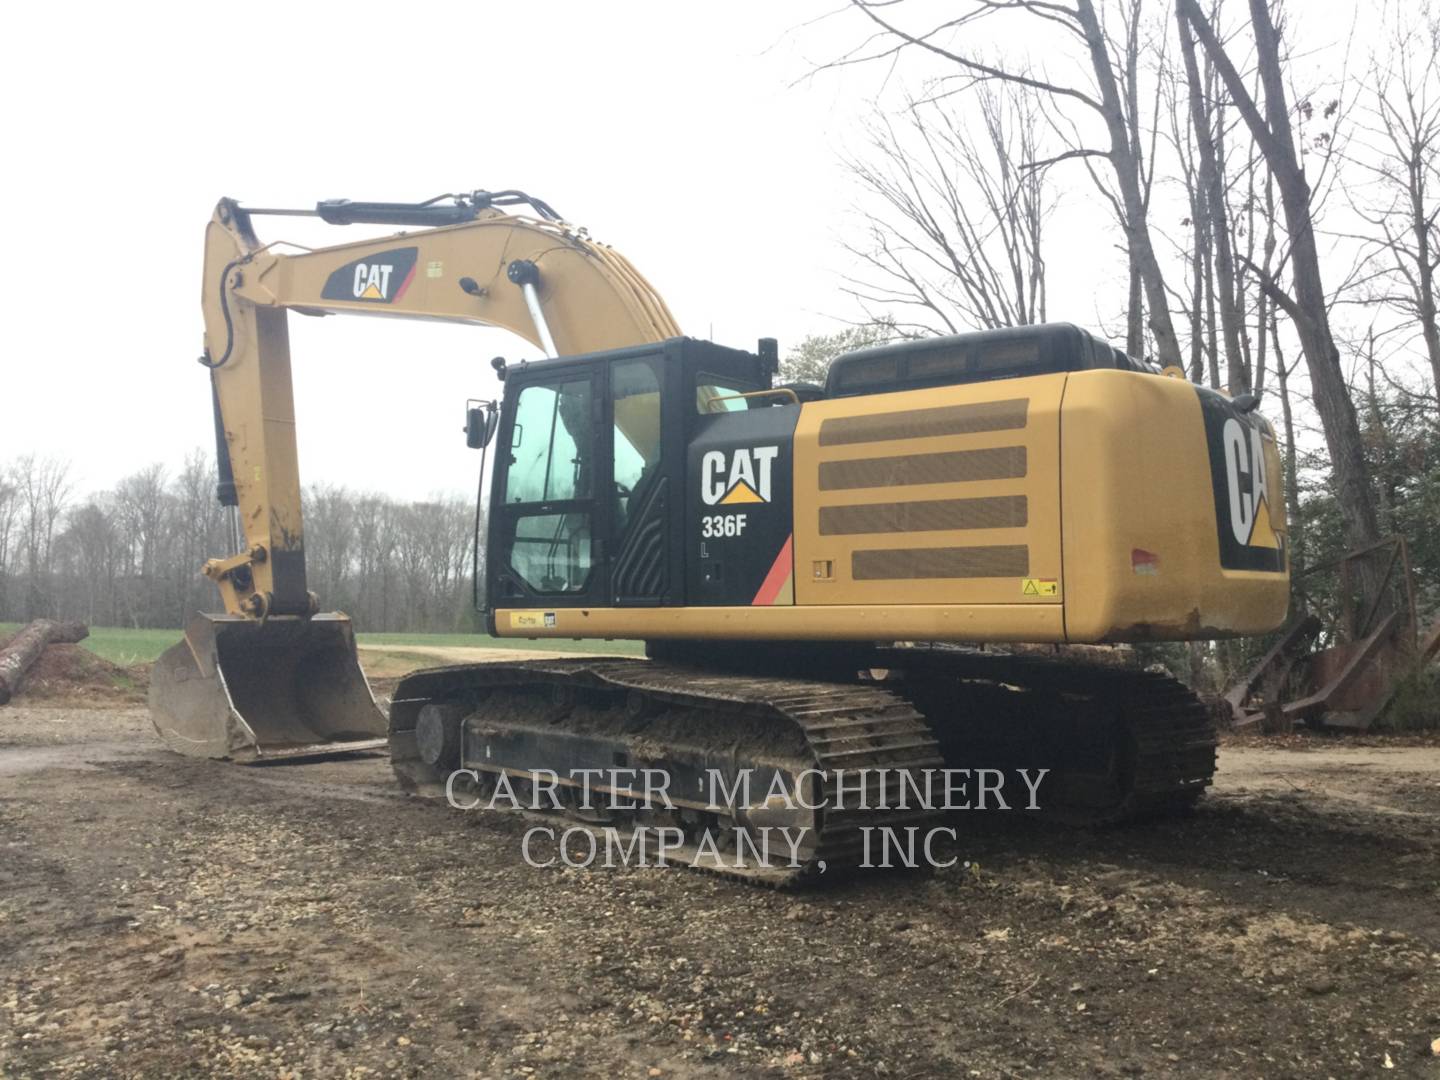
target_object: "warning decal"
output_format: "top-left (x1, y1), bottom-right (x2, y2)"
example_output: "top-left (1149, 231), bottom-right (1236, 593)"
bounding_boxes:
top-left (1021, 577), bottom-right (1059, 597)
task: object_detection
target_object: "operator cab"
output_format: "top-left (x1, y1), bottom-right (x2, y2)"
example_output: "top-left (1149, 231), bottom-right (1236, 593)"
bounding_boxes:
top-left (825, 323), bottom-right (1156, 399)
top-left (484, 337), bottom-right (779, 623)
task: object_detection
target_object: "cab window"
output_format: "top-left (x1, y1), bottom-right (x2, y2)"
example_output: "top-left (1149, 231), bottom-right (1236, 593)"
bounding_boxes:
top-left (696, 372), bottom-right (756, 414)
top-left (510, 512), bottom-right (592, 593)
top-left (506, 378), bottom-right (592, 503)
top-left (612, 359), bottom-right (661, 531)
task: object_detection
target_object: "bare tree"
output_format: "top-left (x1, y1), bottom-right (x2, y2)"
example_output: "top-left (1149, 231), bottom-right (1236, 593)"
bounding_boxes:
top-left (113, 465), bottom-right (172, 627)
top-left (834, 0), bottom-right (1186, 366)
top-left (1348, 5), bottom-right (1440, 408)
top-left (843, 81), bottom-right (1049, 334)
top-left (59, 500), bottom-right (119, 626)
top-left (172, 451), bottom-right (228, 621)
top-left (835, 0), bottom-right (1180, 364)
top-left (408, 499), bottom-right (473, 629)
top-left (1266, 312), bottom-right (1306, 566)
top-left (1, 452), bottom-right (486, 633)
top-left (14, 455), bottom-right (73, 620)
top-left (1248, 139), bottom-right (1280, 396)
top-left (0, 466), bottom-right (18, 619)
top-left (306, 483), bottom-right (358, 612)
top-left (1179, 0), bottom-right (1383, 586)
top-left (1162, 41), bottom-right (1222, 387)
top-left (1176, 1), bottom-right (1248, 391)
top-left (352, 495), bottom-right (401, 630)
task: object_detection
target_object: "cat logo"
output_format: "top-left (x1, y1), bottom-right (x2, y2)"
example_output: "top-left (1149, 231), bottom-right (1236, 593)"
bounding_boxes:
top-left (320, 246), bottom-right (419, 304)
top-left (353, 263), bottom-right (395, 300)
top-left (1222, 417), bottom-right (1280, 550)
top-left (701, 445), bottom-right (779, 505)
top-left (1200, 389), bottom-right (1285, 573)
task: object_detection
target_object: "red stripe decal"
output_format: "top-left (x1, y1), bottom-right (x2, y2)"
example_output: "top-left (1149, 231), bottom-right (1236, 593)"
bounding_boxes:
top-left (752, 535), bottom-right (794, 606)
top-left (393, 261), bottom-right (418, 301)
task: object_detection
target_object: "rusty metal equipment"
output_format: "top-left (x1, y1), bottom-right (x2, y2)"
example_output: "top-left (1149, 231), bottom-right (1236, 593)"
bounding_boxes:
top-left (1224, 536), bottom-right (1435, 731)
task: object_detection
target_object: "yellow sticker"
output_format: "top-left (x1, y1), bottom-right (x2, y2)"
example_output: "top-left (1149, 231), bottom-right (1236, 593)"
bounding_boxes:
top-left (510, 611), bottom-right (557, 630)
top-left (1021, 578), bottom-right (1059, 597)
top-left (426, 260), bottom-right (444, 278)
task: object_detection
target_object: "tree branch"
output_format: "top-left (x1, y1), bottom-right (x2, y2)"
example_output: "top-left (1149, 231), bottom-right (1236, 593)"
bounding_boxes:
top-left (847, 0), bottom-right (1106, 112)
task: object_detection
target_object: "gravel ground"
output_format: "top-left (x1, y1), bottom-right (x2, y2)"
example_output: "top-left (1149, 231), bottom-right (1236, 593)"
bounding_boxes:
top-left (1, 695), bottom-right (1438, 1079)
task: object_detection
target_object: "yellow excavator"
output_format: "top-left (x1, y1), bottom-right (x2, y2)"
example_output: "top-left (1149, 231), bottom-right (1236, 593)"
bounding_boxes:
top-left (152, 189), bottom-right (1289, 883)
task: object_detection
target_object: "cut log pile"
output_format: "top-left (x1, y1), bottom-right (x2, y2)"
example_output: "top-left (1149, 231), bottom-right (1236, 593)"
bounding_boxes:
top-left (0, 620), bottom-right (90, 706)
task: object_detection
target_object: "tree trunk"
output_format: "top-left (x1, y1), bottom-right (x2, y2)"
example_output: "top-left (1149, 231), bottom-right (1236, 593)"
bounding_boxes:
top-left (1203, 225), bottom-right (1221, 389)
top-left (1364, 335), bottom-right (1396, 534)
top-left (1181, 0), bottom-right (1382, 590)
top-left (1075, 0), bottom-right (1183, 369)
top-left (1411, 167), bottom-right (1440, 405)
top-left (1177, 9), bottom-right (1248, 392)
top-left (1188, 202), bottom-right (1205, 382)
top-left (1127, 258), bottom-right (1145, 359)
top-left (1271, 318), bottom-right (1303, 571)
top-left (1252, 1), bottom-right (1382, 566)
top-left (1253, 171), bottom-right (1277, 398)
top-left (0, 619), bottom-right (89, 706)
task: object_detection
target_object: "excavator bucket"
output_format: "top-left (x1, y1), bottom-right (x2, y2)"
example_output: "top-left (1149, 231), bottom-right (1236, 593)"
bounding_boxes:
top-left (149, 612), bottom-right (389, 762)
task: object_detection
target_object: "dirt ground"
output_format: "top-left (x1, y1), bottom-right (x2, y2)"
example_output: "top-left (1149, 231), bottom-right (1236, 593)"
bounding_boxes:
top-left (1, 654), bottom-right (1438, 1079)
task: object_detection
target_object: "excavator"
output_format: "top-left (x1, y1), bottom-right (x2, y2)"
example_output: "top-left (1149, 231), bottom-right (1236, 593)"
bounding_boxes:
top-left (151, 189), bottom-right (1290, 884)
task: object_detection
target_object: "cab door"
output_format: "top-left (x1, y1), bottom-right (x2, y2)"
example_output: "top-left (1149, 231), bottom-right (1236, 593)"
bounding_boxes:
top-left (488, 366), bottom-right (606, 609)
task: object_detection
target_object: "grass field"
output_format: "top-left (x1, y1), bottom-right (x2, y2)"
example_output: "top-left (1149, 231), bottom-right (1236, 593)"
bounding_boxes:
top-left (0, 623), bottom-right (643, 667)
top-left (0, 624), bottom-right (182, 667)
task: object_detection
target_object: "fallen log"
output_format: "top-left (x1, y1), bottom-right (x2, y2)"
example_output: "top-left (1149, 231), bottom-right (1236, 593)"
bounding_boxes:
top-left (0, 619), bottom-right (89, 705)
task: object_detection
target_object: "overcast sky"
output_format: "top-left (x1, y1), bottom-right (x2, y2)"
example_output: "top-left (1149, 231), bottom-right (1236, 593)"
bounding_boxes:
top-left (2, 2), bottom-right (879, 501)
top-left (1, 0), bottom-right (1382, 502)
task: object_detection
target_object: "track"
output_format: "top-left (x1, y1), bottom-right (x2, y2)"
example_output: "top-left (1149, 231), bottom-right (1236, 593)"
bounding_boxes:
top-left (389, 659), bottom-right (945, 886)
top-left (388, 649), bottom-right (1217, 885)
top-left (881, 646), bottom-right (1218, 825)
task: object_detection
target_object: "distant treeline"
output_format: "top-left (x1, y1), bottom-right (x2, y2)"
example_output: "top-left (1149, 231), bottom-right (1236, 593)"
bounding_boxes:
top-left (0, 452), bottom-right (480, 633)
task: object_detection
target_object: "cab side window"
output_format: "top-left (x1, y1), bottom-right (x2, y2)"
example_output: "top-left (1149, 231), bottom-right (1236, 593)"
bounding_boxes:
top-left (504, 378), bottom-right (594, 594)
top-left (696, 373), bottom-right (756, 414)
top-left (612, 359), bottom-right (661, 532)
top-left (506, 378), bottom-right (592, 504)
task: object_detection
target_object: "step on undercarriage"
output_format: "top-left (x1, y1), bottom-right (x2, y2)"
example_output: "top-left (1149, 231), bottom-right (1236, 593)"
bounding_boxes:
top-left (388, 647), bottom-right (1216, 886)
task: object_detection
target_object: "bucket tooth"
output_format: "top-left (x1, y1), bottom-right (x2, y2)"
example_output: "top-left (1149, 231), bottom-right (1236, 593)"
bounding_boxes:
top-left (149, 612), bottom-right (388, 762)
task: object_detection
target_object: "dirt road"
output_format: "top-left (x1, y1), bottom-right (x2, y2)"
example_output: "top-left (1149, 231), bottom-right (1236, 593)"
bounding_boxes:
top-left (1, 699), bottom-right (1437, 1078)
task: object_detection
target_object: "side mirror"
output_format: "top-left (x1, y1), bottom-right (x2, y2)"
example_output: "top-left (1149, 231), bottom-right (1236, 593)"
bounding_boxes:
top-left (465, 402), bottom-right (499, 449)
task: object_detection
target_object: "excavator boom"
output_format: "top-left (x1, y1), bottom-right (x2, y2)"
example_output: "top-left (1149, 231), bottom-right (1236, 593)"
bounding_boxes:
top-left (152, 191), bottom-right (678, 760)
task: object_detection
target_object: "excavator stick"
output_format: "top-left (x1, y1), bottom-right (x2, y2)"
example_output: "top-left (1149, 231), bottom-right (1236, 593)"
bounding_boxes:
top-left (149, 612), bottom-right (388, 762)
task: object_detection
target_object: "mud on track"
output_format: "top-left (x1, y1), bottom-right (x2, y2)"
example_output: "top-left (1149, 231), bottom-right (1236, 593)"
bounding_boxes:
top-left (1, 699), bottom-right (1437, 1078)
